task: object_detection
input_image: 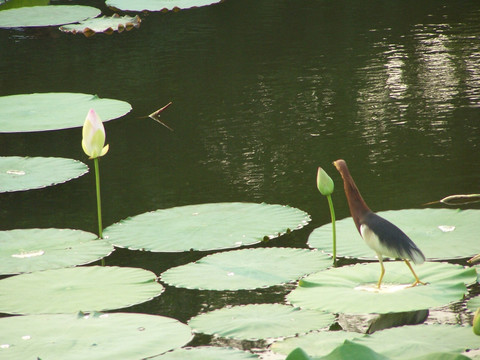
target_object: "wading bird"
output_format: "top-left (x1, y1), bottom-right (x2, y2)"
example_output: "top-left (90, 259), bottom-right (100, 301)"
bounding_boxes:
top-left (333, 159), bottom-right (426, 289)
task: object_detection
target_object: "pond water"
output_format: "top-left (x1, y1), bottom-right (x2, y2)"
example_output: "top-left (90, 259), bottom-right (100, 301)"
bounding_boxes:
top-left (1, 0), bottom-right (480, 356)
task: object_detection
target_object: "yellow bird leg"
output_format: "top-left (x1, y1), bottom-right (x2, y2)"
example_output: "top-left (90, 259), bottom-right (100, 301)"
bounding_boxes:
top-left (377, 255), bottom-right (385, 289)
top-left (404, 259), bottom-right (427, 287)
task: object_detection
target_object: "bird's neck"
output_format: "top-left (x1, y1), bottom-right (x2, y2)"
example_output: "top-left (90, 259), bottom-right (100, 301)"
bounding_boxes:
top-left (340, 169), bottom-right (371, 229)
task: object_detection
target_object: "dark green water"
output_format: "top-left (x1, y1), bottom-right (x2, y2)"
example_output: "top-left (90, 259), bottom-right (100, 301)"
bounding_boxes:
top-left (1, 0), bottom-right (480, 354)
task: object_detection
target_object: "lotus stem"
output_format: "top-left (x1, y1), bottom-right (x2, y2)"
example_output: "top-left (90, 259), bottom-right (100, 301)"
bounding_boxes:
top-left (326, 194), bottom-right (337, 267)
top-left (94, 158), bottom-right (105, 266)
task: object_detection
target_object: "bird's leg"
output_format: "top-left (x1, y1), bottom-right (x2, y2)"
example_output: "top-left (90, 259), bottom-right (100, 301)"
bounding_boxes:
top-left (377, 254), bottom-right (385, 289)
top-left (404, 259), bottom-right (427, 287)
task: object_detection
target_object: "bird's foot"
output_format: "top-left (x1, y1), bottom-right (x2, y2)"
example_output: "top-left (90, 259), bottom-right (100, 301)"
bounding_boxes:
top-left (409, 279), bottom-right (427, 288)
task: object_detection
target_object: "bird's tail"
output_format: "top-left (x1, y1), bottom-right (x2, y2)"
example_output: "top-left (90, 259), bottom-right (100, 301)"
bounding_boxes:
top-left (409, 247), bottom-right (426, 265)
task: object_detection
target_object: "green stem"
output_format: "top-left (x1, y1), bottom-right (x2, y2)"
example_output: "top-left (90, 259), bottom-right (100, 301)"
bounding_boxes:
top-left (326, 194), bottom-right (337, 267)
top-left (94, 158), bottom-right (105, 267)
top-left (94, 157), bottom-right (103, 239)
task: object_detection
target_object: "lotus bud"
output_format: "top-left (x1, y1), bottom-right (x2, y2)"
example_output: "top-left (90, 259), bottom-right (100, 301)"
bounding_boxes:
top-left (82, 109), bottom-right (109, 159)
top-left (317, 167), bottom-right (334, 196)
top-left (474, 308), bottom-right (480, 336)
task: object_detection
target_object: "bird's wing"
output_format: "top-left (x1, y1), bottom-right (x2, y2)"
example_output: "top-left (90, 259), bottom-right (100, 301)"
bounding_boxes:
top-left (361, 212), bottom-right (426, 264)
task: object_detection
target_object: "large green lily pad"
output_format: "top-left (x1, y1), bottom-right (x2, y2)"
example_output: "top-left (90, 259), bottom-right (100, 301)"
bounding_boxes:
top-left (271, 324), bottom-right (479, 358)
top-left (0, 156), bottom-right (88, 192)
top-left (104, 202), bottom-right (310, 252)
top-left (59, 14), bottom-right (141, 37)
top-left (0, 266), bottom-right (164, 314)
top-left (105, 0), bottom-right (222, 12)
top-left (467, 295), bottom-right (480, 312)
top-left (0, 92), bottom-right (131, 133)
top-left (308, 209), bottom-right (480, 261)
top-left (188, 304), bottom-right (334, 341)
top-left (0, 228), bottom-right (113, 274)
top-left (356, 324), bottom-right (479, 359)
top-left (152, 346), bottom-right (259, 359)
top-left (0, 312), bottom-right (192, 360)
top-left (161, 247), bottom-right (331, 291)
top-left (286, 262), bottom-right (477, 314)
top-left (0, 0), bottom-right (50, 10)
top-left (0, 5), bottom-right (100, 28)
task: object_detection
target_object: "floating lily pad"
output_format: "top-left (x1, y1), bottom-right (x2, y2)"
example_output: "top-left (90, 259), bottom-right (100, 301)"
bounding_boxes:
top-left (286, 262), bottom-right (476, 314)
top-left (0, 156), bottom-right (88, 192)
top-left (318, 340), bottom-right (389, 360)
top-left (0, 266), bottom-right (164, 314)
top-left (104, 203), bottom-right (310, 252)
top-left (356, 324), bottom-right (479, 359)
top-left (0, 228), bottom-right (113, 274)
top-left (271, 331), bottom-right (363, 357)
top-left (271, 325), bottom-right (479, 359)
top-left (105, 0), bottom-right (222, 12)
top-left (161, 247), bottom-right (331, 291)
top-left (0, 312), bottom-right (192, 360)
top-left (0, 92), bottom-right (131, 133)
top-left (308, 209), bottom-right (480, 261)
top-left (152, 346), bottom-right (259, 359)
top-left (60, 13), bottom-right (141, 37)
top-left (188, 304), bottom-right (334, 341)
top-left (0, 5), bottom-right (100, 28)
top-left (467, 296), bottom-right (480, 312)
top-left (0, 0), bottom-right (49, 10)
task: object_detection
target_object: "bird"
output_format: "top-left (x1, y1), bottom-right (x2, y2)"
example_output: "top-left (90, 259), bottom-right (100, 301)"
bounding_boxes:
top-left (333, 159), bottom-right (426, 289)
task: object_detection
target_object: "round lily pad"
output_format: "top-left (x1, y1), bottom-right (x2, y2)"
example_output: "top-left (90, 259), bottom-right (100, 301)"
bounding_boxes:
top-left (0, 266), bottom-right (164, 314)
top-left (0, 5), bottom-right (101, 28)
top-left (105, 0), bottom-right (222, 12)
top-left (467, 295), bottom-right (480, 312)
top-left (59, 14), bottom-right (141, 37)
top-left (0, 228), bottom-right (113, 275)
top-left (270, 331), bottom-right (361, 357)
top-left (188, 304), bottom-right (334, 341)
top-left (271, 324), bottom-right (479, 358)
top-left (286, 262), bottom-right (477, 314)
top-left (356, 324), bottom-right (479, 359)
top-left (0, 312), bottom-right (192, 360)
top-left (308, 209), bottom-right (480, 261)
top-left (0, 93), bottom-right (131, 133)
top-left (104, 202), bottom-right (310, 252)
top-left (160, 247), bottom-right (331, 291)
top-left (152, 346), bottom-right (259, 359)
top-left (0, 156), bottom-right (88, 192)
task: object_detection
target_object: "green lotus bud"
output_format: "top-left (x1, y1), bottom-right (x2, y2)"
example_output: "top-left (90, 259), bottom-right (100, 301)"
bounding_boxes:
top-left (82, 109), bottom-right (109, 159)
top-left (317, 167), bottom-right (334, 196)
top-left (474, 308), bottom-right (480, 336)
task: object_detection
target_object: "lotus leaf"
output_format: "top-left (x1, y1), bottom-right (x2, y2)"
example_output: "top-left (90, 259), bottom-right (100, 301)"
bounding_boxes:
top-left (317, 340), bottom-right (389, 360)
top-left (286, 262), bottom-right (476, 314)
top-left (0, 92), bottom-right (131, 132)
top-left (0, 0), bottom-right (49, 10)
top-left (0, 156), bottom-right (88, 192)
top-left (0, 312), bottom-right (192, 360)
top-left (104, 202), bottom-right (310, 252)
top-left (271, 331), bottom-right (361, 357)
top-left (0, 228), bottom-right (113, 274)
top-left (271, 325), bottom-right (479, 358)
top-left (356, 324), bottom-right (479, 359)
top-left (152, 346), bottom-right (259, 359)
top-left (316, 340), bottom-right (472, 360)
top-left (60, 14), bottom-right (141, 37)
top-left (188, 304), bottom-right (334, 340)
top-left (160, 247), bottom-right (331, 290)
top-left (0, 5), bottom-right (100, 28)
top-left (105, 0), bottom-right (222, 12)
top-left (467, 295), bottom-right (480, 312)
top-left (308, 209), bottom-right (480, 261)
top-left (0, 266), bottom-right (164, 314)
